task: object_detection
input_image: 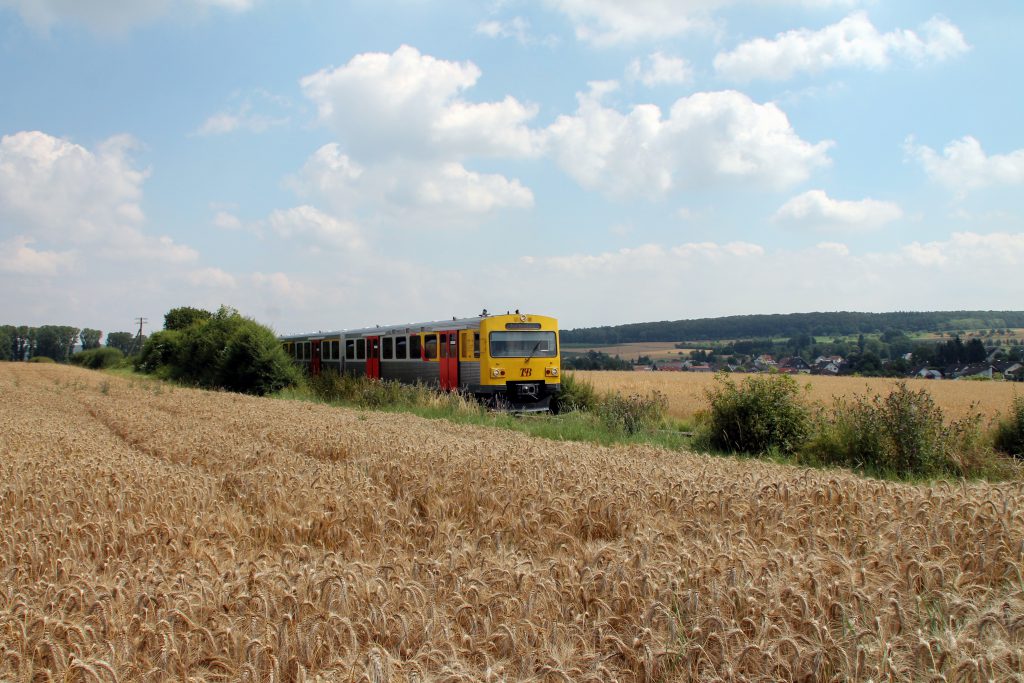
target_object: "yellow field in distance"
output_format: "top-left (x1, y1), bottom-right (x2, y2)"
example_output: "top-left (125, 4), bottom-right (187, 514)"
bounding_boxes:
top-left (576, 370), bottom-right (1023, 422)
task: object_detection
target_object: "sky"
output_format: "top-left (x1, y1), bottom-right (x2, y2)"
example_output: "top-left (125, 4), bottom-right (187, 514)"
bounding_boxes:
top-left (1, 0), bottom-right (1023, 336)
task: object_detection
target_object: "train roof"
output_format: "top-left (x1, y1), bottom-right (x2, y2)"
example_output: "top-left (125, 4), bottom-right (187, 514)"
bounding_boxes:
top-left (279, 312), bottom-right (553, 341)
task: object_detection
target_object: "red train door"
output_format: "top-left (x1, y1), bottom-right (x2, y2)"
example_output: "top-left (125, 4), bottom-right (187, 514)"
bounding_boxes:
top-left (439, 330), bottom-right (458, 390)
top-left (366, 336), bottom-right (380, 379)
top-left (311, 340), bottom-right (322, 376)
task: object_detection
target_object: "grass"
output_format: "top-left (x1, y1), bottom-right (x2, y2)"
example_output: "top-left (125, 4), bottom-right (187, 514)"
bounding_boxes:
top-left (277, 370), bottom-right (692, 451)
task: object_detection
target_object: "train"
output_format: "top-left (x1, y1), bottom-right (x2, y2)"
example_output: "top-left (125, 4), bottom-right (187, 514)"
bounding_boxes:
top-left (279, 310), bottom-right (561, 411)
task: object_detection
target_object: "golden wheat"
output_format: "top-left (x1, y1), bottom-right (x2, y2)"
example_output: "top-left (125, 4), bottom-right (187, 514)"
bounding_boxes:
top-left (577, 370), bottom-right (1022, 423)
top-left (1, 362), bottom-right (1022, 681)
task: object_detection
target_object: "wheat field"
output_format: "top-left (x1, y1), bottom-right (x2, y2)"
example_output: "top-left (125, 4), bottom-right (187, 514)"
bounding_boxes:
top-left (1, 363), bottom-right (1023, 681)
top-left (576, 370), bottom-right (1023, 423)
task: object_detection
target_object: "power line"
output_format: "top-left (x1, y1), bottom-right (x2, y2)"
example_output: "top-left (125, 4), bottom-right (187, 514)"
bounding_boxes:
top-left (128, 317), bottom-right (147, 355)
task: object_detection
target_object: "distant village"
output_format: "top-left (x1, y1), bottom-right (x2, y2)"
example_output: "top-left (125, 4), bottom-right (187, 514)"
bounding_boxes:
top-left (565, 329), bottom-right (1024, 381)
top-left (632, 353), bottom-right (1024, 381)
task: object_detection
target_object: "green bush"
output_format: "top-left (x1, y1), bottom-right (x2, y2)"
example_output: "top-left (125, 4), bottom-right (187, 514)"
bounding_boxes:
top-left (595, 390), bottom-right (668, 435)
top-left (804, 382), bottom-right (995, 478)
top-left (993, 395), bottom-right (1024, 459)
top-left (28, 356), bottom-right (56, 363)
top-left (135, 329), bottom-right (183, 374)
top-left (699, 373), bottom-right (810, 455)
top-left (71, 347), bottom-right (125, 369)
top-left (551, 372), bottom-right (598, 413)
top-left (136, 306), bottom-right (299, 396)
top-left (219, 324), bottom-right (299, 395)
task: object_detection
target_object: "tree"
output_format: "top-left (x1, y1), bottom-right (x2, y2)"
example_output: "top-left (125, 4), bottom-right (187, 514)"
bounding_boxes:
top-left (0, 325), bottom-right (14, 361)
top-left (965, 338), bottom-right (987, 363)
top-left (80, 328), bottom-right (103, 350)
top-left (34, 325), bottom-right (79, 362)
top-left (106, 332), bottom-right (136, 354)
top-left (164, 306), bottom-right (213, 331)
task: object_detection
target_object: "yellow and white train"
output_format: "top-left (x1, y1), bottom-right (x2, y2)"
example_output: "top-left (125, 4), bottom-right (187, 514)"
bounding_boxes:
top-left (280, 311), bottom-right (561, 411)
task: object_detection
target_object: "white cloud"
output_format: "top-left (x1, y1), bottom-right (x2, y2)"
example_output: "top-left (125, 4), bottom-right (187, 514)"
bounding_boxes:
top-left (546, 0), bottom-right (718, 46)
top-left (902, 232), bottom-right (1024, 268)
top-left (186, 267), bottom-right (237, 288)
top-left (212, 211), bottom-right (243, 230)
top-left (416, 163), bottom-right (533, 212)
top-left (626, 52), bottom-right (694, 87)
top-left (195, 89), bottom-right (292, 136)
top-left (477, 16), bottom-right (531, 43)
top-left (0, 131), bottom-right (146, 243)
top-left (0, 0), bottom-right (254, 32)
top-left (293, 144), bottom-right (533, 223)
top-left (544, 0), bottom-right (862, 46)
top-left (300, 45), bottom-right (541, 160)
top-left (511, 230), bottom-right (1024, 325)
top-left (249, 271), bottom-right (310, 307)
top-left (774, 189), bottom-right (902, 231)
top-left (0, 130), bottom-right (197, 265)
top-left (267, 205), bottom-right (364, 250)
top-left (0, 236), bottom-right (75, 276)
top-left (907, 136), bottom-right (1024, 197)
top-left (100, 234), bottom-right (198, 264)
top-left (544, 85), bottom-right (832, 197)
top-left (715, 12), bottom-right (969, 81)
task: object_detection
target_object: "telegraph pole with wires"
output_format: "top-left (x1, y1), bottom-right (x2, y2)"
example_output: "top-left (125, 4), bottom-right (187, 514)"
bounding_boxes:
top-left (128, 317), bottom-right (147, 356)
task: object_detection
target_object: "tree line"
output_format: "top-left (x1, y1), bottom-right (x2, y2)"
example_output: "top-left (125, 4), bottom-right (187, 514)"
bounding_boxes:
top-left (562, 310), bottom-right (1024, 345)
top-left (0, 325), bottom-right (140, 362)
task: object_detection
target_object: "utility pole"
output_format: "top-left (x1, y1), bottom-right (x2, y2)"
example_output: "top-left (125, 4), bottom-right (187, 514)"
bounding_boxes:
top-left (129, 317), bottom-right (147, 356)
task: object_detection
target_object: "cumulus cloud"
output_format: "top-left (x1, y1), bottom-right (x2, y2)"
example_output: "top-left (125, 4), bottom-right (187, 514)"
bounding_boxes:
top-left (416, 163), bottom-right (533, 212)
top-left (0, 236), bottom-right (75, 276)
top-left (294, 46), bottom-right (539, 228)
top-left (544, 85), bottom-right (832, 197)
top-left (292, 144), bottom-right (533, 223)
top-left (715, 12), bottom-right (969, 81)
top-left (907, 136), bottom-right (1024, 197)
top-left (774, 190), bottom-right (903, 231)
top-left (626, 52), bottom-right (694, 87)
top-left (300, 45), bottom-right (541, 160)
top-left (0, 0), bottom-right (254, 32)
top-left (0, 131), bottom-right (146, 243)
top-left (266, 205), bottom-right (364, 250)
top-left (0, 130), bottom-right (195, 264)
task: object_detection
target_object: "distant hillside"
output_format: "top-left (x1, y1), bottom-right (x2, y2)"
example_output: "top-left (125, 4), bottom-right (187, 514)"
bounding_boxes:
top-left (562, 311), bottom-right (1024, 345)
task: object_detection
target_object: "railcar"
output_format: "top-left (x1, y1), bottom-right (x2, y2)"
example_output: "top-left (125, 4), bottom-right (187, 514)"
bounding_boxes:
top-left (280, 311), bottom-right (560, 411)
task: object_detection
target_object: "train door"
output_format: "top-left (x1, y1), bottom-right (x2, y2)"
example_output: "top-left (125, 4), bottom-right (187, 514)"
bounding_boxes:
top-left (439, 330), bottom-right (458, 390)
top-left (311, 340), bottom-right (322, 376)
top-left (366, 336), bottom-right (381, 379)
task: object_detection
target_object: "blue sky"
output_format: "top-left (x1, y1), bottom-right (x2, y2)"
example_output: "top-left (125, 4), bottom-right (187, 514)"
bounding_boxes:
top-left (2, 1), bottom-right (1022, 335)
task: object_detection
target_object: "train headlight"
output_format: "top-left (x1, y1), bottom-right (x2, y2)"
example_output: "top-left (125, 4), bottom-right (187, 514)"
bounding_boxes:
top-left (491, 368), bottom-right (506, 378)
top-left (545, 367), bottom-right (559, 377)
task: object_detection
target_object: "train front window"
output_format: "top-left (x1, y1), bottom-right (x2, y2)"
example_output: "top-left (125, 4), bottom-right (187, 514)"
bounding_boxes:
top-left (489, 331), bottom-right (557, 358)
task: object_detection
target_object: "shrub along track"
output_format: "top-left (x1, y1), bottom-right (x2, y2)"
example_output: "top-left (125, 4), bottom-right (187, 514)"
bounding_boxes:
top-left (1, 363), bottom-right (1022, 681)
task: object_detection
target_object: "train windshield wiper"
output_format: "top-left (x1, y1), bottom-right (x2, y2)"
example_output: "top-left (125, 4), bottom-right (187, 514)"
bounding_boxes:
top-left (524, 340), bottom-right (542, 363)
